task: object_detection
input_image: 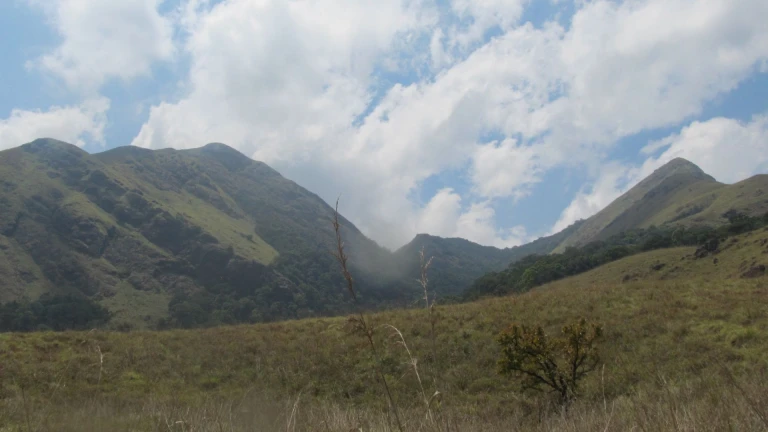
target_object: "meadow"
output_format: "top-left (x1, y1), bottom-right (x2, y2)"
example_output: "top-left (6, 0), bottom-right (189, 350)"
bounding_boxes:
top-left (1, 228), bottom-right (768, 431)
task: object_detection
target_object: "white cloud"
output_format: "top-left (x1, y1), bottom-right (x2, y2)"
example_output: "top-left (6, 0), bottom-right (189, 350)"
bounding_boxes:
top-left (470, 138), bottom-right (542, 199)
top-left (127, 0), bottom-right (768, 248)
top-left (133, 0), bottom-right (428, 155)
top-left (447, 0), bottom-right (527, 50)
top-left (415, 188), bottom-right (528, 247)
top-left (0, 98), bottom-right (110, 150)
top-left (455, 202), bottom-right (528, 248)
top-left (26, 0), bottom-right (175, 92)
top-left (557, 0), bottom-right (768, 140)
top-left (416, 188), bottom-right (463, 238)
top-left (429, 28), bottom-right (451, 69)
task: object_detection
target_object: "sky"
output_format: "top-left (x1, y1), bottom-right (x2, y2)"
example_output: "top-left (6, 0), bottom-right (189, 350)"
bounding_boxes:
top-left (1, 0), bottom-right (767, 250)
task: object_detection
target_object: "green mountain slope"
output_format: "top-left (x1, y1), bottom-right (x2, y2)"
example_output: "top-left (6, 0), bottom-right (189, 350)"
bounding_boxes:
top-left (463, 211), bottom-right (768, 300)
top-left (552, 158), bottom-right (768, 252)
top-left (3, 140), bottom-right (765, 331)
top-left (0, 139), bottom-right (404, 329)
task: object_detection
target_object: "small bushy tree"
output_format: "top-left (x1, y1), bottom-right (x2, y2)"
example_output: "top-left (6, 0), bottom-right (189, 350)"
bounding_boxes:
top-left (497, 318), bottom-right (602, 404)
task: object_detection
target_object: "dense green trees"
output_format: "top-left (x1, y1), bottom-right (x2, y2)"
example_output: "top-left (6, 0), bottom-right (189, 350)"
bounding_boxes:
top-left (4, 211), bottom-right (766, 332)
top-left (162, 243), bottom-right (422, 328)
top-left (465, 212), bottom-right (768, 301)
top-left (0, 294), bottom-right (110, 332)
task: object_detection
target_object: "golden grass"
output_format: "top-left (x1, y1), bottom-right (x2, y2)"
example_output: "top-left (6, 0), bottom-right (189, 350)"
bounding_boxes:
top-left (1, 374), bottom-right (766, 431)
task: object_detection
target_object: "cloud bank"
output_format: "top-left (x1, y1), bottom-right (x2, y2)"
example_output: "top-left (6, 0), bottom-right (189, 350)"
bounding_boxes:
top-left (7, 0), bottom-right (768, 249)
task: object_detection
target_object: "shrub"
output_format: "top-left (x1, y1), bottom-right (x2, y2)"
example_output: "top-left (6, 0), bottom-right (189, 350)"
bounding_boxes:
top-left (497, 317), bottom-right (602, 404)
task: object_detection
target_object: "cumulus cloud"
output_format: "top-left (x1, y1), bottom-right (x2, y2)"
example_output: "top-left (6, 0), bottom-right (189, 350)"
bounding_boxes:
top-left (556, 0), bottom-right (768, 138)
top-left (125, 0), bottom-right (768, 248)
top-left (447, 0), bottom-right (527, 50)
top-left (416, 189), bottom-right (529, 248)
top-left (470, 138), bottom-right (542, 199)
top-left (0, 98), bottom-right (110, 150)
top-left (26, 0), bottom-right (175, 92)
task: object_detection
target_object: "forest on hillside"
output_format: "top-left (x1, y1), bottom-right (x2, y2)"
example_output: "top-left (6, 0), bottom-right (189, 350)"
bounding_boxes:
top-left (463, 211), bottom-right (768, 301)
top-left (1, 211), bottom-right (766, 332)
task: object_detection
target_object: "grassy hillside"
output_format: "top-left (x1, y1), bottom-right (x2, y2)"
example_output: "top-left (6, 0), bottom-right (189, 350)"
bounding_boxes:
top-left (464, 211), bottom-right (768, 300)
top-left (0, 139), bottom-right (407, 329)
top-left (4, 142), bottom-right (765, 332)
top-left (2, 226), bottom-right (767, 430)
top-left (552, 158), bottom-right (768, 252)
top-left (652, 174), bottom-right (768, 227)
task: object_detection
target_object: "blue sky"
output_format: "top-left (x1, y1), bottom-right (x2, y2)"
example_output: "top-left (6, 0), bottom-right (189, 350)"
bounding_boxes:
top-left (1, 0), bottom-right (767, 249)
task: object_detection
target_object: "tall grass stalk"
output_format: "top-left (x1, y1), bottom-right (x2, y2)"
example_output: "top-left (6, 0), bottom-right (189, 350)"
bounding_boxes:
top-left (419, 247), bottom-right (438, 370)
top-left (331, 199), bottom-right (404, 432)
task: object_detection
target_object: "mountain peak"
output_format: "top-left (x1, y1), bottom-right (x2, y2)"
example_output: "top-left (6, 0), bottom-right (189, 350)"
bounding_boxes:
top-left (191, 142), bottom-right (253, 171)
top-left (633, 157), bottom-right (713, 191)
top-left (550, 157), bottom-right (721, 252)
top-left (21, 138), bottom-right (85, 154)
top-left (201, 142), bottom-right (240, 152)
top-left (652, 157), bottom-right (706, 177)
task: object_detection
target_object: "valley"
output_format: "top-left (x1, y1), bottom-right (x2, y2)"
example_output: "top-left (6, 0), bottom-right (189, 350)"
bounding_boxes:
top-left (1, 221), bottom-right (767, 430)
top-left (2, 139), bottom-right (767, 332)
top-left (1, 139), bottom-right (768, 431)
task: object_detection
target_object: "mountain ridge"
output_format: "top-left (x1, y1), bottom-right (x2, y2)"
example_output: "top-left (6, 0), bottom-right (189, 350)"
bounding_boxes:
top-left (0, 138), bottom-right (407, 328)
top-left (551, 157), bottom-right (768, 252)
top-left (2, 139), bottom-right (767, 330)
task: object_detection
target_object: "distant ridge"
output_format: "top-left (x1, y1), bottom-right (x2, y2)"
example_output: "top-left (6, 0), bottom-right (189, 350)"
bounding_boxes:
top-left (392, 220), bottom-right (584, 295)
top-left (551, 158), bottom-right (768, 252)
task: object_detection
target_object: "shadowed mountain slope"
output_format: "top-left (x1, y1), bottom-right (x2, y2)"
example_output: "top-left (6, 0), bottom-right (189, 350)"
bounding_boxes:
top-left (0, 139), bottom-right (404, 328)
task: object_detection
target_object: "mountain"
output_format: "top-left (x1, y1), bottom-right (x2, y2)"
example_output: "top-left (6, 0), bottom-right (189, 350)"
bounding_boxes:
top-left (461, 157), bottom-right (768, 300)
top-left (0, 139), bottom-right (408, 329)
top-left (392, 220), bottom-right (584, 297)
top-left (395, 158), bottom-right (768, 296)
top-left (551, 158), bottom-right (768, 252)
top-left (2, 141), bottom-right (766, 331)
top-left (463, 210), bottom-right (768, 300)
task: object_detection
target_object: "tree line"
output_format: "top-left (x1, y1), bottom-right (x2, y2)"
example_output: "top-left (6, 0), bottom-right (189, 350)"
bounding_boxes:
top-left (2, 211), bottom-right (765, 332)
top-left (463, 211), bottom-right (768, 301)
top-left (0, 293), bottom-right (110, 332)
